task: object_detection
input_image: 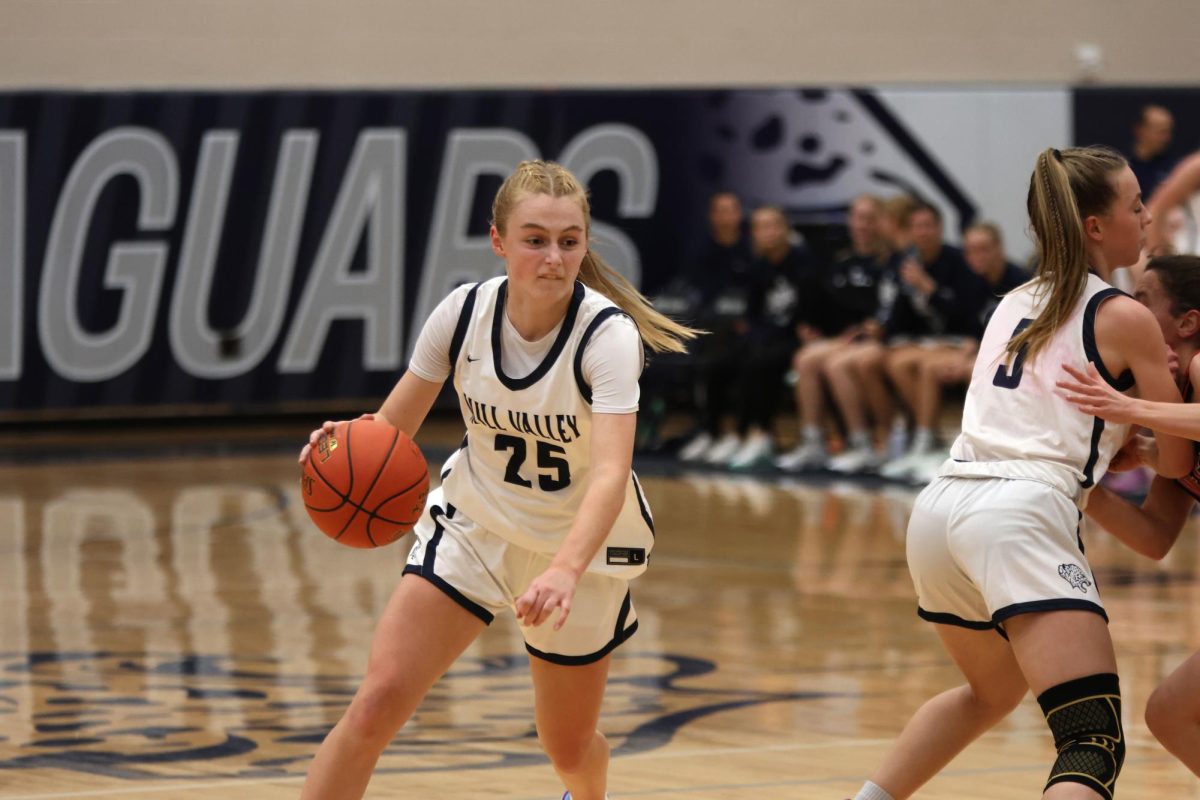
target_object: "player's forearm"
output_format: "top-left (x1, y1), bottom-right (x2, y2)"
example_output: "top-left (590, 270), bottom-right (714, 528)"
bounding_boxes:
top-left (1131, 397), bottom-right (1200, 441)
top-left (551, 468), bottom-right (629, 577)
top-left (1086, 487), bottom-right (1178, 560)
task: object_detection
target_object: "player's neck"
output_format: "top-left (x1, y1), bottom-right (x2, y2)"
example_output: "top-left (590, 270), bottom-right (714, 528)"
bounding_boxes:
top-left (1176, 342), bottom-right (1199, 369)
top-left (504, 292), bottom-right (569, 342)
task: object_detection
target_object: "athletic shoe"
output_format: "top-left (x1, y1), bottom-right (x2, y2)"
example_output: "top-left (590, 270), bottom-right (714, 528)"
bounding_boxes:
top-left (879, 449), bottom-right (928, 481)
top-left (562, 794), bottom-right (610, 799)
top-left (774, 441), bottom-right (828, 471)
top-left (728, 431), bottom-right (773, 470)
top-left (906, 450), bottom-right (949, 486)
top-left (827, 445), bottom-right (884, 474)
top-left (704, 432), bottom-right (742, 465)
top-left (677, 431), bottom-right (714, 462)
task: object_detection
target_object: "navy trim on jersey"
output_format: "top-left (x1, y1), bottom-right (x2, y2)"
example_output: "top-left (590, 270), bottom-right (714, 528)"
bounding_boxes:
top-left (440, 435), bottom-right (469, 481)
top-left (916, 607), bottom-right (995, 630)
top-left (525, 591), bottom-right (638, 666)
top-left (630, 472), bottom-right (655, 537)
top-left (402, 503), bottom-right (495, 625)
top-left (991, 598), bottom-right (1108, 625)
top-left (1081, 288), bottom-right (1136, 391)
top-left (572, 307), bottom-right (632, 403)
top-left (491, 279), bottom-right (585, 391)
top-left (1081, 416), bottom-right (1106, 489)
top-left (448, 283), bottom-right (481, 371)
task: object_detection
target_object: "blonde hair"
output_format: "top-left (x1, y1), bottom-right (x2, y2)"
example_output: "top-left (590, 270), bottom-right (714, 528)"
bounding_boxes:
top-left (1006, 145), bottom-right (1126, 363)
top-left (491, 160), bottom-right (700, 354)
top-left (882, 194), bottom-right (918, 227)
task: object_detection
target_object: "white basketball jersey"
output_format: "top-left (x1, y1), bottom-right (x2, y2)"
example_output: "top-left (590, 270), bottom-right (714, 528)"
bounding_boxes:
top-left (943, 273), bottom-right (1133, 507)
top-left (438, 277), bottom-right (654, 577)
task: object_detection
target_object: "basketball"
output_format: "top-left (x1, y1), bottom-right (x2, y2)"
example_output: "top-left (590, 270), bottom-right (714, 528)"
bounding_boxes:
top-left (300, 418), bottom-right (430, 548)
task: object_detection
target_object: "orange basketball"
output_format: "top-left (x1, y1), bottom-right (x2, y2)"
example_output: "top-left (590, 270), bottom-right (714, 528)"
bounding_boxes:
top-left (300, 419), bottom-right (430, 548)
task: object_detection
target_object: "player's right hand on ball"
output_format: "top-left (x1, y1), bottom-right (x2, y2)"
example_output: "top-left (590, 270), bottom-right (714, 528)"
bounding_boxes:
top-left (297, 414), bottom-right (375, 465)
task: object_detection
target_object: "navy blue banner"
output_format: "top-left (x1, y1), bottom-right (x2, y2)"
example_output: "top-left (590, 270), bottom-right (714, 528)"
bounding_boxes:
top-left (3, 88), bottom-right (1035, 416)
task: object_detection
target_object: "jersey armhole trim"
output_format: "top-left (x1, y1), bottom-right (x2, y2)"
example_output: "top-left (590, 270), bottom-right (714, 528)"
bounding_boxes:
top-left (1082, 288), bottom-right (1136, 392)
top-left (447, 283), bottom-right (482, 372)
top-left (573, 307), bottom-right (637, 404)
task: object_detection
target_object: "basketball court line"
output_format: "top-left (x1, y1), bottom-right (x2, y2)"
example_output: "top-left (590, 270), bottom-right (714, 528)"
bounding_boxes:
top-left (0, 728), bottom-right (1173, 799)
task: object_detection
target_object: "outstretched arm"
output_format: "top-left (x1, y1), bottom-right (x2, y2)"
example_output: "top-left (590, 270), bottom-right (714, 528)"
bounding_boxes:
top-left (515, 412), bottom-right (635, 630)
top-left (1086, 477), bottom-right (1194, 560)
top-left (1071, 297), bottom-right (1193, 477)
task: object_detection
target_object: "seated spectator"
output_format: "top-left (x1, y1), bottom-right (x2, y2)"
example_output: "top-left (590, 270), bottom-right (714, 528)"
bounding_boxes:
top-left (1126, 104), bottom-right (1177, 203)
top-left (673, 192), bottom-right (756, 461)
top-left (776, 194), bottom-right (889, 471)
top-left (705, 205), bottom-right (814, 469)
top-left (827, 197), bottom-right (981, 474)
top-left (880, 221), bottom-right (1028, 482)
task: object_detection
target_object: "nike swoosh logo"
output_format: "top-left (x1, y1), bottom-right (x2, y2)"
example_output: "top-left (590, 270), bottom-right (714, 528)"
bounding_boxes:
top-left (466, 355), bottom-right (480, 362)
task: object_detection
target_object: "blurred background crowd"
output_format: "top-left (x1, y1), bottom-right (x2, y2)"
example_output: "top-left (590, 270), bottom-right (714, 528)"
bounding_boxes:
top-left (639, 102), bottom-right (1200, 489)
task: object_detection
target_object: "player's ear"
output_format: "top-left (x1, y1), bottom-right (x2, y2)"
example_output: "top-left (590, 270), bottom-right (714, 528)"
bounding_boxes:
top-left (490, 225), bottom-right (505, 258)
top-left (1179, 308), bottom-right (1200, 338)
top-left (1082, 214), bottom-right (1104, 243)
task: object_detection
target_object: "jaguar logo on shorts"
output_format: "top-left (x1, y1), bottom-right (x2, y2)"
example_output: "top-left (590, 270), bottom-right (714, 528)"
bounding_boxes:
top-left (1058, 563), bottom-right (1093, 593)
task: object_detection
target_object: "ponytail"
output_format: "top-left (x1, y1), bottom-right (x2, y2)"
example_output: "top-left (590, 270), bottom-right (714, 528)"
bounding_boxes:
top-left (578, 250), bottom-right (699, 354)
top-left (1007, 145), bottom-right (1125, 363)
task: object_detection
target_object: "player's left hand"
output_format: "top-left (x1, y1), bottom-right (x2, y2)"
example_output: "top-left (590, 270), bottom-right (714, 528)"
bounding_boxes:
top-left (516, 565), bottom-right (579, 630)
top-left (1057, 362), bottom-right (1140, 424)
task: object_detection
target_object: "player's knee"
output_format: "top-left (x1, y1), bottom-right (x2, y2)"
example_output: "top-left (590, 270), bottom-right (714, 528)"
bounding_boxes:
top-left (1145, 682), bottom-right (1192, 746)
top-left (538, 728), bottom-right (600, 774)
top-left (970, 678), bottom-right (1025, 719)
top-left (343, 679), bottom-right (414, 746)
top-left (1038, 673), bottom-right (1124, 800)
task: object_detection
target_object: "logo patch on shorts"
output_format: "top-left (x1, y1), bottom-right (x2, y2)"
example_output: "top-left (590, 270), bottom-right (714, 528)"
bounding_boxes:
top-left (607, 547), bottom-right (646, 566)
top-left (1058, 563), bottom-right (1092, 593)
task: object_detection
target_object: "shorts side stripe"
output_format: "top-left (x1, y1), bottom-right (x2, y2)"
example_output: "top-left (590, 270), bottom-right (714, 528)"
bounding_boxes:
top-left (991, 598), bottom-right (1108, 625)
top-left (405, 503), bottom-right (494, 625)
top-left (917, 606), bottom-right (995, 630)
top-left (630, 472), bottom-right (654, 537)
top-left (525, 618), bottom-right (639, 666)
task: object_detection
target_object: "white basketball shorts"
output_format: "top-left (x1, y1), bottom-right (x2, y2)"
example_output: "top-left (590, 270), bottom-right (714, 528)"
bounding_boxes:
top-left (907, 475), bottom-right (1106, 634)
top-left (403, 487), bottom-right (638, 664)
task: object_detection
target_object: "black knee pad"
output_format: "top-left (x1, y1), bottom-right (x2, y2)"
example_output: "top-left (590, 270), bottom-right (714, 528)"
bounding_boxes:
top-left (1037, 673), bottom-right (1124, 800)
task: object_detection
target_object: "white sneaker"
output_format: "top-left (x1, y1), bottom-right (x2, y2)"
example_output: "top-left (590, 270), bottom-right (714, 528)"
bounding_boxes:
top-left (775, 441), bottom-right (828, 471)
top-left (678, 431), bottom-right (714, 462)
top-left (704, 432), bottom-right (742, 464)
top-left (728, 431), bottom-right (773, 469)
top-left (886, 420), bottom-right (909, 461)
top-left (906, 450), bottom-right (949, 486)
top-left (880, 448), bottom-right (928, 481)
top-left (828, 445), bottom-right (884, 474)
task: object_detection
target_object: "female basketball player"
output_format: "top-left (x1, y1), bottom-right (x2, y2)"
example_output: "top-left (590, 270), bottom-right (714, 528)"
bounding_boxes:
top-left (1057, 254), bottom-right (1200, 779)
top-left (851, 146), bottom-right (1194, 800)
top-left (297, 160), bottom-right (697, 800)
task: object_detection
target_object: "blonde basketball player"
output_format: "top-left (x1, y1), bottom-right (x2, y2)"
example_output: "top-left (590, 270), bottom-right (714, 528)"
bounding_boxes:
top-left (1058, 254), bottom-right (1200, 779)
top-left (297, 160), bottom-right (697, 800)
top-left (851, 146), bottom-right (1194, 800)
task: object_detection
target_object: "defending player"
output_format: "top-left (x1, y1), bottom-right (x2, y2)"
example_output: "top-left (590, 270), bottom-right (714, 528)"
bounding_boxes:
top-left (851, 146), bottom-right (1194, 800)
top-left (297, 160), bottom-right (697, 800)
top-left (1058, 254), bottom-right (1200, 779)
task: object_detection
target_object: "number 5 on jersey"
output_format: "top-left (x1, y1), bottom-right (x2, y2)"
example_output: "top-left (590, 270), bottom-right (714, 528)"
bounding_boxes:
top-left (495, 434), bottom-right (571, 491)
